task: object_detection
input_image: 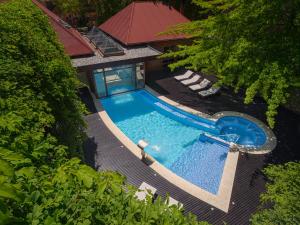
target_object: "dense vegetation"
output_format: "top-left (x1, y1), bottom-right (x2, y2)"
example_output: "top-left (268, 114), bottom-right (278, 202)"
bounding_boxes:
top-left (46, 0), bottom-right (201, 27)
top-left (251, 162), bottom-right (300, 225)
top-left (0, 0), bottom-right (207, 224)
top-left (153, 0), bottom-right (201, 20)
top-left (48, 0), bottom-right (134, 25)
top-left (163, 0), bottom-right (300, 128)
top-left (163, 1), bottom-right (300, 223)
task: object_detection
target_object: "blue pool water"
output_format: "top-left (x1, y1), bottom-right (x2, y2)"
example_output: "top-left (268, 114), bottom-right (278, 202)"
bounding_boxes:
top-left (216, 116), bottom-right (266, 146)
top-left (100, 90), bottom-right (266, 194)
top-left (107, 84), bottom-right (135, 96)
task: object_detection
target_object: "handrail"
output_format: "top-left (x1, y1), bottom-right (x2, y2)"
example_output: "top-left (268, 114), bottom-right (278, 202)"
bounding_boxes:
top-left (199, 133), bottom-right (230, 146)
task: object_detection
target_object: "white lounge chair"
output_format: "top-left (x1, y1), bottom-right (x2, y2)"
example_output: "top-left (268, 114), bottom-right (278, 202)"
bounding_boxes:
top-left (180, 74), bottom-right (201, 86)
top-left (198, 86), bottom-right (220, 97)
top-left (189, 79), bottom-right (211, 91)
top-left (174, 70), bottom-right (194, 81)
top-left (135, 182), bottom-right (157, 201)
top-left (166, 197), bottom-right (183, 209)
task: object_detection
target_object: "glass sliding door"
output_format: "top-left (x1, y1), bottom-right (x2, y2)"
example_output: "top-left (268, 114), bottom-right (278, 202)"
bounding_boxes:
top-left (136, 63), bottom-right (145, 89)
top-left (93, 69), bottom-right (107, 98)
top-left (93, 63), bottom-right (145, 98)
top-left (105, 65), bottom-right (136, 95)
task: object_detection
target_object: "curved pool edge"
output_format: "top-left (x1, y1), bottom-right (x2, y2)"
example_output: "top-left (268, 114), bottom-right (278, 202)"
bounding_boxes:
top-left (145, 86), bottom-right (277, 154)
top-left (90, 90), bottom-right (238, 212)
top-left (145, 86), bottom-right (215, 121)
top-left (213, 112), bottom-right (277, 154)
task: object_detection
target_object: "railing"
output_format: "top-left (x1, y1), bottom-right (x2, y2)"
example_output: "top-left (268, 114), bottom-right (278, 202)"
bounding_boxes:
top-left (198, 133), bottom-right (231, 147)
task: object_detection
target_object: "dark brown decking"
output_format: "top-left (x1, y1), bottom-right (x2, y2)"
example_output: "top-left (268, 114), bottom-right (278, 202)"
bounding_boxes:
top-left (146, 70), bottom-right (300, 164)
top-left (80, 70), bottom-right (300, 225)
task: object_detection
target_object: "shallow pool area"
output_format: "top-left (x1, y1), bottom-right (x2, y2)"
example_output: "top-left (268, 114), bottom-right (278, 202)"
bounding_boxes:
top-left (100, 90), bottom-right (268, 194)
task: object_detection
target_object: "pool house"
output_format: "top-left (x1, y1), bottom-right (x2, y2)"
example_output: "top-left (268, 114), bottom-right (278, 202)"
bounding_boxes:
top-left (34, 0), bottom-right (190, 98)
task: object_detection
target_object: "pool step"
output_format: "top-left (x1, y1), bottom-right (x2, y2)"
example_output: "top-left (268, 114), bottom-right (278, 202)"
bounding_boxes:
top-left (189, 120), bottom-right (220, 135)
top-left (153, 101), bottom-right (220, 135)
top-left (198, 133), bottom-right (230, 147)
top-left (170, 134), bottom-right (230, 194)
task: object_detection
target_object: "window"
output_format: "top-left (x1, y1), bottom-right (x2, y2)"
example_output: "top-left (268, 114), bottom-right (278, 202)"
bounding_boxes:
top-left (136, 63), bottom-right (145, 89)
top-left (86, 27), bottom-right (124, 57)
top-left (93, 63), bottom-right (145, 98)
top-left (93, 69), bottom-right (106, 98)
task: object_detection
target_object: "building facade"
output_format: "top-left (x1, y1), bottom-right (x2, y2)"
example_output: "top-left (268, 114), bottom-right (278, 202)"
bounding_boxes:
top-left (34, 1), bottom-right (190, 98)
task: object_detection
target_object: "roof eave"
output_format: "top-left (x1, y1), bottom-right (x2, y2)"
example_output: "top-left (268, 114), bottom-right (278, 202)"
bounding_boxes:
top-left (125, 36), bottom-right (190, 46)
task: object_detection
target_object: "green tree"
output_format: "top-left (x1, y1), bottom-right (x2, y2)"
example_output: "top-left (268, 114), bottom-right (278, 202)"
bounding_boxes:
top-left (1, 0), bottom-right (86, 155)
top-left (163, 0), bottom-right (300, 128)
top-left (51, 0), bottom-right (81, 26)
top-left (52, 0), bottom-right (80, 17)
top-left (250, 162), bottom-right (300, 225)
top-left (0, 1), bottom-right (209, 224)
top-left (48, 0), bottom-right (134, 25)
top-left (154, 0), bottom-right (185, 12)
top-left (87, 0), bottom-right (133, 24)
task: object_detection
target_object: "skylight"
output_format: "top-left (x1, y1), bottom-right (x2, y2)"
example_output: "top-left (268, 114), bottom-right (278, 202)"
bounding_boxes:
top-left (86, 27), bottom-right (124, 57)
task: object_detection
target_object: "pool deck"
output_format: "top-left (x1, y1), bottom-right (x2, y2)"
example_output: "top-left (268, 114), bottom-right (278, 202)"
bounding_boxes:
top-left (80, 71), bottom-right (300, 225)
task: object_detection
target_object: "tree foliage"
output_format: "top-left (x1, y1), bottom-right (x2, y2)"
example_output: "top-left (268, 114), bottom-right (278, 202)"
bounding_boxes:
top-left (87, 0), bottom-right (134, 24)
top-left (52, 0), bottom-right (81, 17)
top-left (49, 0), bottom-right (200, 27)
top-left (0, 0), bottom-right (86, 155)
top-left (154, 0), bottom-right (201, 20)
top-left (250, 162), bottom-right (300, 225)
top-left (163, 0), bottom-right (300, 128)
top-left (48, 0), bottom-right (134, 25)
top-left (0, 1), bottom-right (208, 224)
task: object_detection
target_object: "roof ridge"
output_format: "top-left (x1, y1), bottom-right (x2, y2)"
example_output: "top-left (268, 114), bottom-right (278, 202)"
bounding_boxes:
top-left (32, 0), bottom-right (60, 22)
top-left (98, 1), bottom-right (190, 46)
top-left (32, 0), bottom-right (94, 57)
top-left (68, 29), bottom-right (94, 53)
top-left (125, 2), bottom-right (135, 45)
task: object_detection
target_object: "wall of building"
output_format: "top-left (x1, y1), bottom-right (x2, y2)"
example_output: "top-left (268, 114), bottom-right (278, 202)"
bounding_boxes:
top-left (77, 71), bottom-right (90, 87)
top-left (150, 39), bottom-right (188, 53)
top-left (76, 69), bottom-right (96, 94)
top-left (75, 38), bottom-right (191, 97)
top-left (76, 62), bottom-right (146, 98)
top-left (146, 39), bottom-right (190, 73)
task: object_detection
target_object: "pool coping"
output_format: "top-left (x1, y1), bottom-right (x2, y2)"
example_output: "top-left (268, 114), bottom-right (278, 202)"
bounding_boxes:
top-left (92, 89), bottom-right (241, 212)
top-left (145, 86), bottom-right (277, 154)
top-left (213, 112), bottom-right (277, 154)
top-left (91, 86), bottom-right (276, 212)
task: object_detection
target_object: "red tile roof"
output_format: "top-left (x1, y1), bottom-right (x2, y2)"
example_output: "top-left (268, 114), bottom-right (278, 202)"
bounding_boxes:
top-left (32, 0), bottom-right (94, 58)
top-left (99, 1), bottom-right (190, 46)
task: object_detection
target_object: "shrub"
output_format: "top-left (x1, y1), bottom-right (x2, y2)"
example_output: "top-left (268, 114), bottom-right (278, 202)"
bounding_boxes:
top-left (251, 162), bottom-right (300, 225)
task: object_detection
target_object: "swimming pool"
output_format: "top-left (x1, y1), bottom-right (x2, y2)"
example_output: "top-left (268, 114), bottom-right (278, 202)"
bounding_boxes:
top-left (100, 90), bottom-right (267, 194)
